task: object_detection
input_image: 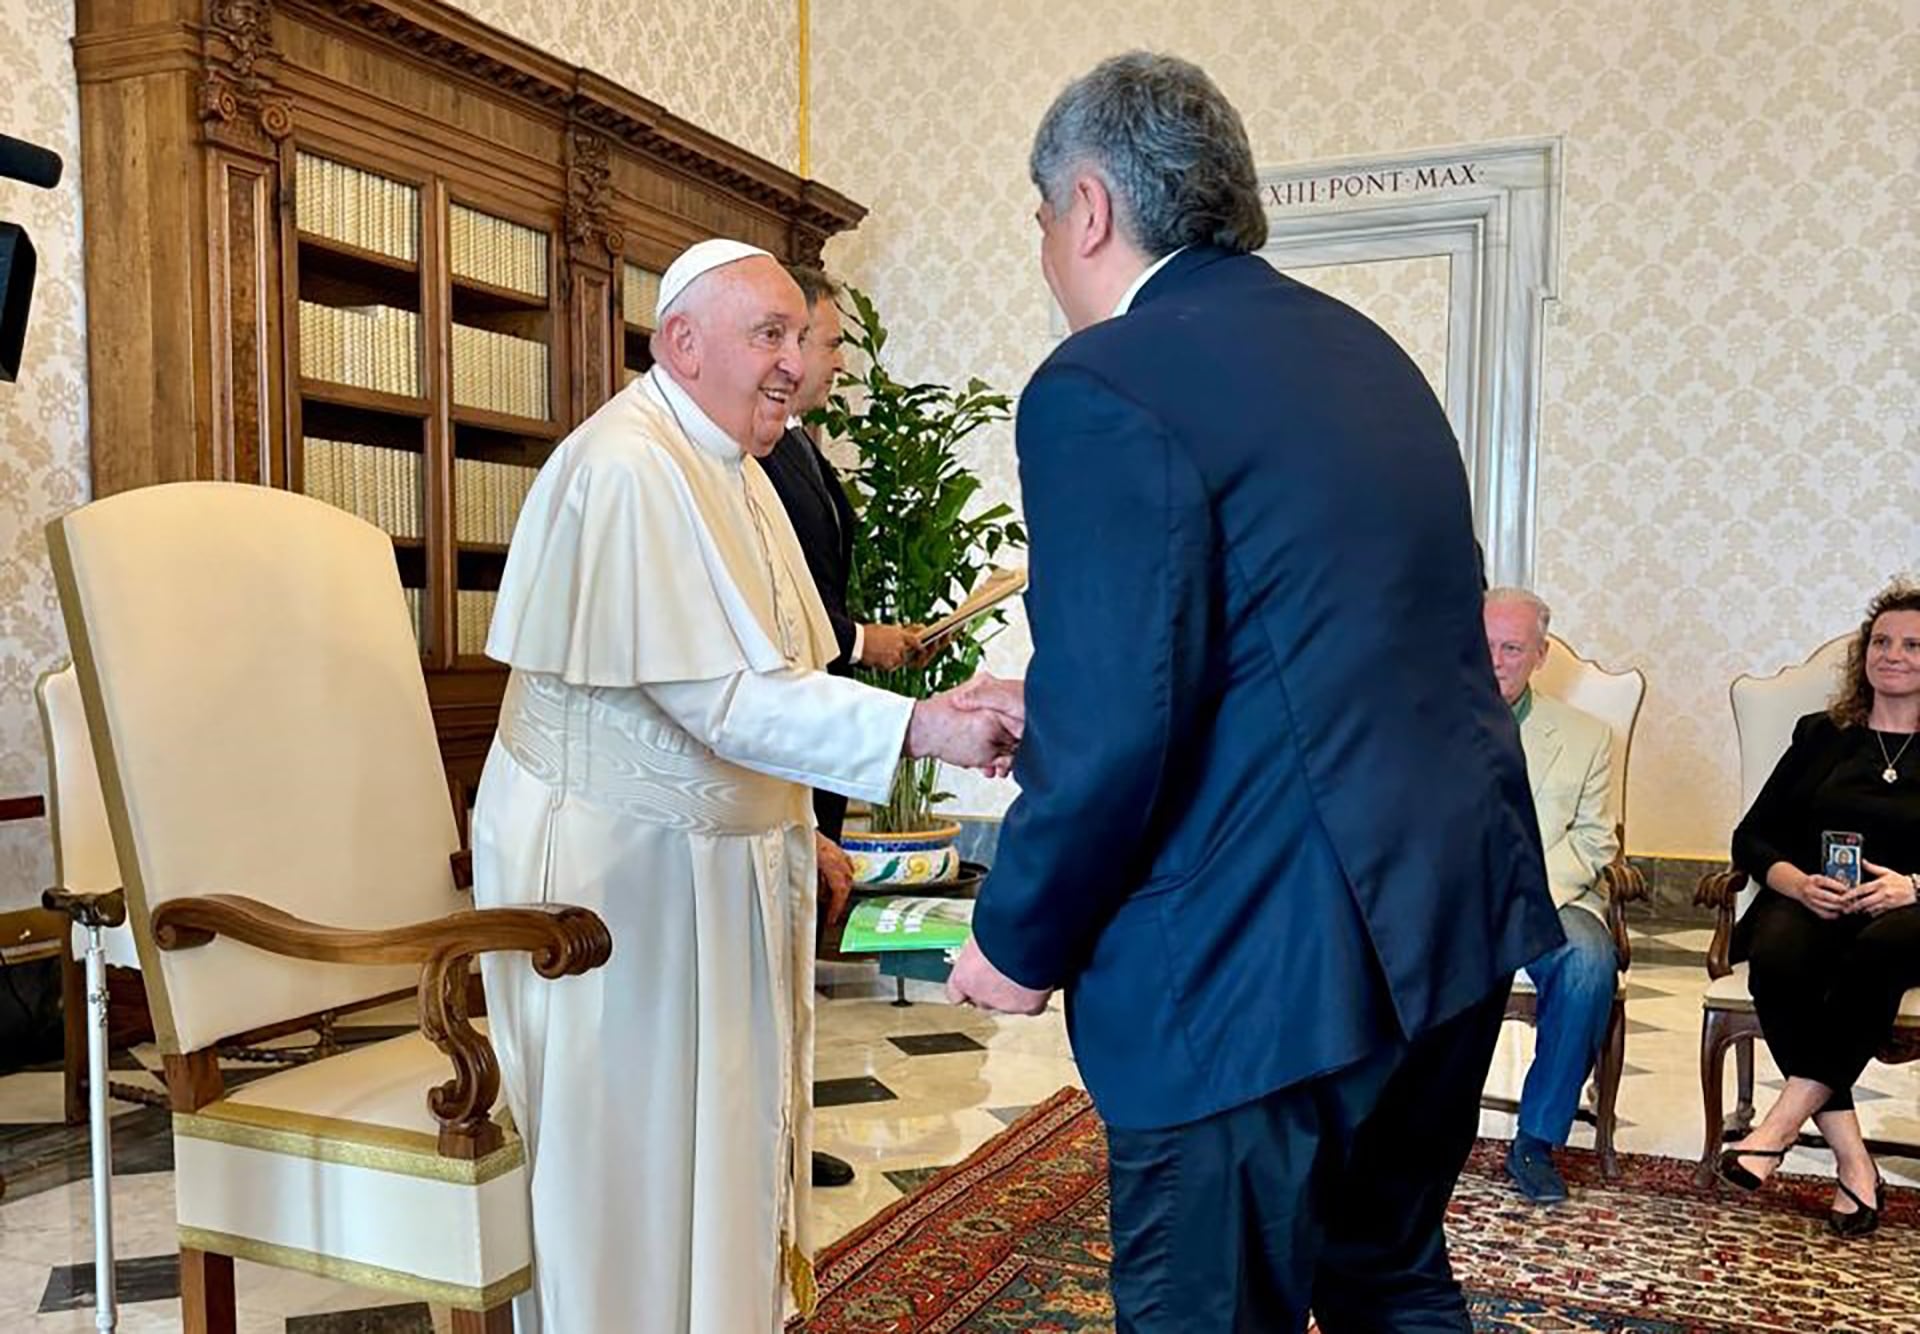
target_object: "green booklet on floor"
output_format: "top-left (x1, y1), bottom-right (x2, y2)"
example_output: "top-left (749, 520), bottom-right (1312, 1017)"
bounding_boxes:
top-left (838, 895), bottom-right (975, 953)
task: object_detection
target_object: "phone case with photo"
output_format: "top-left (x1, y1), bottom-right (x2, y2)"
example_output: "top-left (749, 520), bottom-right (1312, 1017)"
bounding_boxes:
top-left (1821, 830), bottom-right (1864, 889)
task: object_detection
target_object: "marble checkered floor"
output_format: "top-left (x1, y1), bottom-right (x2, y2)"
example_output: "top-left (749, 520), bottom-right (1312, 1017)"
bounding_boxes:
top-left (2, 911), bottom-right (1916, 1329)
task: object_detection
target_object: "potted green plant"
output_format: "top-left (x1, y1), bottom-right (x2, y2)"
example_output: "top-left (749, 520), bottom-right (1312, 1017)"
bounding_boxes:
top-left (808, 286), bottom-right (1027, 885)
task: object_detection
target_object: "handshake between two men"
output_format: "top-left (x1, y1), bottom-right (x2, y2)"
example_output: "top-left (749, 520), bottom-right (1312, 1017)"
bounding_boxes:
top-left (902, 671), bottom-right (1026, 776)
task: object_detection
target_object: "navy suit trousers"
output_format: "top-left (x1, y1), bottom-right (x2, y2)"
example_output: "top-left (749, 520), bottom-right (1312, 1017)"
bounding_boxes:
top-left (1104, 985), bottom-right (1511, 1333)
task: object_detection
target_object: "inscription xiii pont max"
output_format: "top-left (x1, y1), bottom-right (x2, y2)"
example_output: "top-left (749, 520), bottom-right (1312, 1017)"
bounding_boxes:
top-left (1267, 162), bottom-right (1481, 207)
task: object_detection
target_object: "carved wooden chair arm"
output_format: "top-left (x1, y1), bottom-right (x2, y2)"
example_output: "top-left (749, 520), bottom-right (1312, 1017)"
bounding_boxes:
top-left (1695, 866), bottom-right (1747, 980)
top-left (151, 893), bottom-right (612, 1156)
top-left (1597, 845), bottom-right (1646, 971)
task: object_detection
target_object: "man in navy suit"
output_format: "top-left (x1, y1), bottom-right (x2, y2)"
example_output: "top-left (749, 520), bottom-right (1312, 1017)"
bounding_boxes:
top-left (945, 53), bottom-right (1561, 1332)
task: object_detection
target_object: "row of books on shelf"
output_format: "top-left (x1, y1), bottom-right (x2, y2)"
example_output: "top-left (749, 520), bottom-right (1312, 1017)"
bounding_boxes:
top-left (456, 589), bottom-right (498, 657)
top-left (300, 301), bottom-right (420, 397)
top-left (451, 204), bottom-right (549, 299)
top-left (304, 437), bottom-right (421, 538)
top-left (452, 324), bottom-right (550, 419)
top-left (297, 152), bottom-right (419, 262)
top-left (454, 457), bottom-right (539, 546)
top-left (622, 263), bottom-right (663, 328)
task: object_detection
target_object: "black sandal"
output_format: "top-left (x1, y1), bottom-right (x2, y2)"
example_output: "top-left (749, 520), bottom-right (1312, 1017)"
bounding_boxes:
top-left (1828, 1172), bottom-right (1883, 1239)
top-left (1715, 1144), bottom-right (1788, 1192)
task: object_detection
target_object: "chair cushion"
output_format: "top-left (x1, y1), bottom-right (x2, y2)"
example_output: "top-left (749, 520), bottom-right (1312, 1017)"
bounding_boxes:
top-left (171, 1029), bottom-right (529, 1310)
top-left (1704, 965), bottom-right (1920, 1025)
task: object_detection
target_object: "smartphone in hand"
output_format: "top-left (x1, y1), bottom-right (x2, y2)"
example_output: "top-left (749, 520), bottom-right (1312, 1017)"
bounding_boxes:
top-left (1822, 830), bottom-right (1864, 892)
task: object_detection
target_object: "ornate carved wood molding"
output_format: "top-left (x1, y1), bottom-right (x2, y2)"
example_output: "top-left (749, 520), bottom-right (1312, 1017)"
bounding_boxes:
top-left (201, 0), bottom-right (296, 152)
top-left (563, 127), bottom-right (622, 265)
top-left (285, 0), bottom-right (866, 241)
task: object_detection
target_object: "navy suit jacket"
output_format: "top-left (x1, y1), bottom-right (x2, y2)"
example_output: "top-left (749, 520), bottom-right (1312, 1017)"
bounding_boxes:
top-left (972, 247), bottom-right (1560, 1131)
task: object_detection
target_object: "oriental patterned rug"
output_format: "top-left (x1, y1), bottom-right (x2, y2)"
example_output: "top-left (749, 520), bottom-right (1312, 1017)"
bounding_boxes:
top-left (795, 1087), bottom-right (1919, 1333)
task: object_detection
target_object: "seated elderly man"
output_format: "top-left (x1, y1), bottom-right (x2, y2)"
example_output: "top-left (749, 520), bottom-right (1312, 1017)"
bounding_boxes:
top-left (1485, 587), bottom-right (1621, 1203)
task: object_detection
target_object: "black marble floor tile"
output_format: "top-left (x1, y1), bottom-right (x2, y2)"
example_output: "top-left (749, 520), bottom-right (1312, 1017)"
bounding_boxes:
top-left (39, 1253), bottom-right (179, 1313)
top-left (285, 1303), bottom-right (436, 1333)
top-left (1621, 982), bottom-right (1680, 1002)
top-left (985, 1104), bottom-right (1033, 1125)
top-left (888, 1032), bottom-right (986, 1057)
top-left (0, 1104), bottom-right (174, 1202)
top-left (883, 1165), bottom-right (951, 1195)
top-left (814, 1075), bottom-right (897, 1107)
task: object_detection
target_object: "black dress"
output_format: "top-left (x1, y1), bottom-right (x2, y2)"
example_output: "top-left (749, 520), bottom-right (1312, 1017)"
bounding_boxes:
top-left (1731, 712), bottom-right (1920, 1110)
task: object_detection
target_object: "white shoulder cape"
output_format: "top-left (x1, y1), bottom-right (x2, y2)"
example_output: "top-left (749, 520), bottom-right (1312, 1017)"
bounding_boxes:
top-left (484, 379), bottom-right (838, 685)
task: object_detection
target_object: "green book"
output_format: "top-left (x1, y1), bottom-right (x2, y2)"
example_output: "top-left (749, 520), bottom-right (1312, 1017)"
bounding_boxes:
top-left (838, 895), bottom-right (975, 954)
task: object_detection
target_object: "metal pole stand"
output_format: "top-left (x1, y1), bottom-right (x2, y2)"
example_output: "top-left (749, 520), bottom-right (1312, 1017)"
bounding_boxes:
top-left (44, 886), bottom-right (126, 1333)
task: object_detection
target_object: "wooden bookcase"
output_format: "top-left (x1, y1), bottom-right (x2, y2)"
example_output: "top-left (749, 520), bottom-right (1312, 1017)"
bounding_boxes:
top-left (72, 0), bottom-right (865, 812)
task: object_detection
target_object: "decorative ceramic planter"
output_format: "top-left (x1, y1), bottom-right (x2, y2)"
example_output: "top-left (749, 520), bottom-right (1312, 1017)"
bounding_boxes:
top-left (840, 820), bottom-right (963, 887)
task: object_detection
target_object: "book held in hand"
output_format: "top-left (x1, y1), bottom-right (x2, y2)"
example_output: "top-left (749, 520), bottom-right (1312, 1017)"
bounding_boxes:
top-left (917, 566), bottom-right (1027, 651)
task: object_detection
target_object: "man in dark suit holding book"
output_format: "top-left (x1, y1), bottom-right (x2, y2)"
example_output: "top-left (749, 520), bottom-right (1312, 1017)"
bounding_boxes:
top-left (945, 53), bottom-right (1560, 1332)
top-left (761, 264), bottom-right (921, 1190)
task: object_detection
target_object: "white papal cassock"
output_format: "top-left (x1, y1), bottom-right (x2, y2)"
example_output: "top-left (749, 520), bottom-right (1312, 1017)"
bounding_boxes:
top-left (472, 366), bottom-right (913, 1333)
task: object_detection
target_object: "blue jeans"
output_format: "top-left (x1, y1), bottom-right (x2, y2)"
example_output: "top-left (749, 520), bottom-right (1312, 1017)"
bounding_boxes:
top-left (1518, 905), bottom-right (1618, 1146)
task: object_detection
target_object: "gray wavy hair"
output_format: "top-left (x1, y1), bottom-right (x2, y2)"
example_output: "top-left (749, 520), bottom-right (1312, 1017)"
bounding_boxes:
top-left (1029, 52), bottom-right (1268, 258)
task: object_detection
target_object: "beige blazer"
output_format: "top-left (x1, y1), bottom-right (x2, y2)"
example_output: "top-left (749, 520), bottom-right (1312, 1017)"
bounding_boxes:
top-left (1520, 690), bottom-right (1620, 920)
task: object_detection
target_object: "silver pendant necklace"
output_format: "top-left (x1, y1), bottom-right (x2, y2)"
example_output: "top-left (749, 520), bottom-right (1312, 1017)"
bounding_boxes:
top-left (1873, 728), bottom-right (1915, 784)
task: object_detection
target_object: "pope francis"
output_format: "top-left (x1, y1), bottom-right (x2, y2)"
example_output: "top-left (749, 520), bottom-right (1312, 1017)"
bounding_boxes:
top-left (471, 239), bottom-right (1016, 1332)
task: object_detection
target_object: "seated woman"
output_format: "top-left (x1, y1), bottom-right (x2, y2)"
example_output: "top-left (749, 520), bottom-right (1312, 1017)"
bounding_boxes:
top-left (1716, 580), bottom-right (1920, 1237)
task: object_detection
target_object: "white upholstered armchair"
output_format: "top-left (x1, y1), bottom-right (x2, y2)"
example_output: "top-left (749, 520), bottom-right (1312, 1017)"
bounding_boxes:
top-left (46, 483), bottom-right (611, 1333)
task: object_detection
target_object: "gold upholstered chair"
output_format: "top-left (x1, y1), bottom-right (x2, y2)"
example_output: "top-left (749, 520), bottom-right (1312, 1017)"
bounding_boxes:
top-left (47, 482), bottom-right (610, 1333)
top-left (1693, 637), bottom-right (1920, 1183)
top-left (1482, 634), bottom-right (1648, 1179)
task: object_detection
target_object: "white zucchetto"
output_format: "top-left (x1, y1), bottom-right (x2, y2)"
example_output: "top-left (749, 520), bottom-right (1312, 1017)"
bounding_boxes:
top-left (655, 237), bottom-right (774, 324)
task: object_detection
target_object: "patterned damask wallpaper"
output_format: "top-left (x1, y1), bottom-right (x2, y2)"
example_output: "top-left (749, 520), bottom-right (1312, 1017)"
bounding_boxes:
top-left (450, 0), bottom-right (799, 169)
top-left (0, 1), bottom-right (90, 913)
top-left (811, 0), bottom-right (1918, 854)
